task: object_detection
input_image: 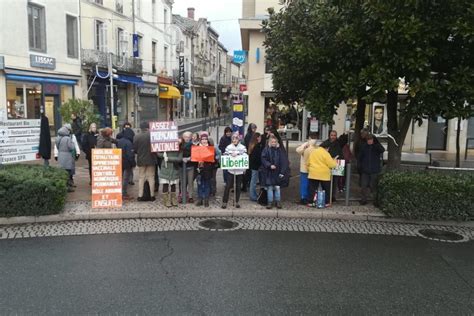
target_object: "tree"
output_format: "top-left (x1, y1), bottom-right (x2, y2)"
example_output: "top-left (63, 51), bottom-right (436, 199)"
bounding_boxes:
top-left (60, 99), bottom-right (101, 132)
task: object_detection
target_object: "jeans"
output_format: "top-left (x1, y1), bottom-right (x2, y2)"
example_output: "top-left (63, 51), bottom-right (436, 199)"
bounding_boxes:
top-left (249, 169), bottom-right (259, 201)
top-left (300, 172), bottom-right (309, 200)
top-left (122, 167), bottom-right (132, 195)
top-left (308, 179), bottom-right (331, 204)
top-left (223, 174), bottom-right (243, 204)
top-left (197, 176), bottom-right (211, 199)
top-left (266, 185), bottom-right (281, 203)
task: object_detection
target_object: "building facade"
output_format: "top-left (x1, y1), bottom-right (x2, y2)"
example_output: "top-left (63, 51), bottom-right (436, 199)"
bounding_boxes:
top-left (0, 0), bottom-right (82, 134)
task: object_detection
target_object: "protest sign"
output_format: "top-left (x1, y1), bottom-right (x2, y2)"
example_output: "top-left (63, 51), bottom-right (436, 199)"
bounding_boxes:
top-left (149, 121), bottom-right (179, 152)
top-left (92, 148), bottom-right (122, 209)
top-left (221, 154), bottom-right (249, 170)
top-left (191, 145), bottom-right (215, 163)
top-left (331, 159), bottom-right (346, 176)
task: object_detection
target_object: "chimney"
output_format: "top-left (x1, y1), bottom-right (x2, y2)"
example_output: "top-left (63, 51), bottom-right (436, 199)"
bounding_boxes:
top-left (187, 7), bottom-right (195, 20)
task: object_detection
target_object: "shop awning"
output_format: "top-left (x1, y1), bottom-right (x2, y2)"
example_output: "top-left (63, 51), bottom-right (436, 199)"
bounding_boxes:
top-left (5, 74), bottom-right (77, 85)
top-left (95, 70), bottom-right (144, 86)
top-left (159, 84), bottom-right (181, 99)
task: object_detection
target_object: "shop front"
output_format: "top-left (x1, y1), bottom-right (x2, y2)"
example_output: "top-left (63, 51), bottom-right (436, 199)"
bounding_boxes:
top-left (4, 70), bottom-right (78, 134)
top-left (158, 76), bottom-right (181, 121)
top-left (138, 84), bottom-right (159, 124)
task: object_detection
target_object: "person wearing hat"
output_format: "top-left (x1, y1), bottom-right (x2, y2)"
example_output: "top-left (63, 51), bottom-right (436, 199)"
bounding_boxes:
top-left (134, 121), bottom-right (158, 202)
top-left (218, 126), bottom-right (233, 184)
top-left (194, 132), bottom-right (216, 207)
top-left (54, 123), bottom-right (80, 192)
top-left (357, 133), bottom-right (385, 205)
top-left (221, 132), bottom-right (247, 209)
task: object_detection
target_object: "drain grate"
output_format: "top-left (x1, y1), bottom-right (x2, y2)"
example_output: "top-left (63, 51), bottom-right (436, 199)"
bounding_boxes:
top-left (417, 229), bottom-right (466, 242)
top-left (198, 219), bottom-right (239, 231)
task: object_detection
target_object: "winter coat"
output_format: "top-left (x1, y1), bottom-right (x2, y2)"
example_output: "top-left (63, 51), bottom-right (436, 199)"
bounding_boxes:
top-left (260, 145), bottom-right (290, 186)
top-left (157, 151), bottom-right (183, 181)
top-left (82, 132), bottom-right (98, 160)
top-left (117, 128), bottom-right (136, 170)
top-left (133, 131), bottom-right (157, 166)
top-left (249, 143), bottom-right (262, 171)
top-left (96, 134), bottom-right (116, 149)
top-left (218, 135), bottom-right (231, 155)
top-left (321, 140), bottom-right (344, 159)
top-left (71, 117), bottom-right (82, 136)
top-left (195, 145), bottom-right (217, 180)
top-left (307, 147), bottom-right (337, 181)
top-left (39, 114), bottom-right (51, 160)
top-left (182, 140), bottom-right (197, 169)
top-left (224, 143), bottom-right (247, 175)
top-left (296, 139), bottom-right (317, 173)
top-left (55, 127), bottom-right (75, 171)
top-left (357, 142), bottom-right (385, 174)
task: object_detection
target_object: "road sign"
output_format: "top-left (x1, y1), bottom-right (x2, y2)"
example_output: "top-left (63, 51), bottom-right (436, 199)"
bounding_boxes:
top-left (0, 119), bottom-right (40, 164)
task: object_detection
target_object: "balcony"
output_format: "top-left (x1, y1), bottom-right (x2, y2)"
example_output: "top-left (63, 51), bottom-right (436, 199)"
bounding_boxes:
top-left (81, 49), bottom-right (143, 74)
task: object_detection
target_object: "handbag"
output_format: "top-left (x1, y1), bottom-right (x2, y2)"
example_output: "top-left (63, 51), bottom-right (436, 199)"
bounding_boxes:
top-left (257, 188), bottom-right (268, 206)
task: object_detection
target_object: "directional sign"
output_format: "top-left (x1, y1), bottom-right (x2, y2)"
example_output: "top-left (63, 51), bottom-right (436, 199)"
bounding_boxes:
top-left (0, 152), bottom-right (38, 164)
top-left (0, 119), bottom-right (40, 164)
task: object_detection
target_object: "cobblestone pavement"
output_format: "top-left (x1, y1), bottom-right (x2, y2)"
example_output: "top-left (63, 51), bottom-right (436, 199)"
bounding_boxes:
top-left (1, 217), bottom-right (472, 242)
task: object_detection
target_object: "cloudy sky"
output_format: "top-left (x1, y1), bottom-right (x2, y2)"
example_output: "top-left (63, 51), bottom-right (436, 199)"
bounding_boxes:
top-left (173, 0), bottom-right (242, 54)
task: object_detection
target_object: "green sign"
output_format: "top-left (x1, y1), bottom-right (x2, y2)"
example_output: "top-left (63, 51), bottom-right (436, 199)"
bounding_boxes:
top-left (220, 154), bottom-right (249, 170)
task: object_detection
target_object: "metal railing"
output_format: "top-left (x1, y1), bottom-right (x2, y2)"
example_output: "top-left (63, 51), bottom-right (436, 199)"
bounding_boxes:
top-left (81, 49), bottom-right (143, 74)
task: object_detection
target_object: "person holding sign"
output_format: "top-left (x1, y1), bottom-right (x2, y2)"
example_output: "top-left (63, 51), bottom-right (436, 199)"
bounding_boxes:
top-left (192, 132), bottom-right (216, 207)
top-left (157, 144), bottom-right (183, 208)
top-left (306, 142), bottom-right (337, 207)
top-left (134, 122), bottom-right (158, 202)
top-left (221, 133), bottom-right (247, 209)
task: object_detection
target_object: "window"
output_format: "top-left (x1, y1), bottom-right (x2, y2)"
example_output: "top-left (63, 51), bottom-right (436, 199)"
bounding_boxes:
top-left (66, 15), bottom-right (78, 58)
top-left (95, 20), bottom-right (107, 52)
top-left (163, 9), bottom-right (168, 25)
top-left (152, 41), bottom-right (157, 73)
top-left (117, 28), bottom-right (125, 55)
top-left (164, 46), bottom-right (168, 72)
top-left (28, 4), bottom-right (46, 52)
top-left (6, 81), bottom-right (42, 120)
top-left (152, 0), bottom-right (156, 24)
top-left (116, 0), bottom-right (123, 14)
top-left (136, 35), bottom-right (142, 57)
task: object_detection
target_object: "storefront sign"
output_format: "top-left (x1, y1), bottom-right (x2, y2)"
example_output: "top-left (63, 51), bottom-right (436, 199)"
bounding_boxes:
top-left (233, 50), bottom-right (246, 64)
top-left (149, 121), bottom-right (179, 152)
top-left (92, 148), bottom-right (122, 209)
top-left (139, 86), bottom-right (158, 95)
top-left (239, 84), bottom-right (247, 92)
top-left (178, 56), bottom-right (185, 87)
top-left (30, 54), bottom-right (56, 70)
top-left (221, 154), bottom-right (249, 170)
top-left (232, 102), bottom-right (244, 137)
top-left (184, 91), bottom-right (192, 100)
top-left (0, 119), bottom-right (41, 164)
top-left (331, 159), bottom-right (346, 176)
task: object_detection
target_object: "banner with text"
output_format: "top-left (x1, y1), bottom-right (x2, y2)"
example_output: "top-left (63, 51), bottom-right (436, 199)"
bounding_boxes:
top-left (220, 154), bottom-right (249, 170)
top-left (0, 119), bottom-right (40, 164)
top-left (92, 149), bottom-right (122, 209)
top-left (191, 145), bottom-right (215, 163)
top-left (149, 121), bottom-right (179, 152)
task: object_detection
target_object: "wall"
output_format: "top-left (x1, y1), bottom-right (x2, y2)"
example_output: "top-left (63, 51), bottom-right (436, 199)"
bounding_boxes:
top-left (246, 30), bottom-right (266, 131)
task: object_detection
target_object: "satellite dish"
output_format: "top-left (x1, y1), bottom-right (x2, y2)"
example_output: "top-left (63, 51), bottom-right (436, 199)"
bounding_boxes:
top-left (166, 24), bottom-right (183, 46)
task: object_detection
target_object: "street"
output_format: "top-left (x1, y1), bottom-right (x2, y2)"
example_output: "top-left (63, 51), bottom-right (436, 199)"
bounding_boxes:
top-left (0, 229), bottom-right (472, 314)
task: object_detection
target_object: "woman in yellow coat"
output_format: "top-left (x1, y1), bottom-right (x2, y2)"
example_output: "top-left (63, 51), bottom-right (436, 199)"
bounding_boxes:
top-left (306, 142), bottom-right (337, 205)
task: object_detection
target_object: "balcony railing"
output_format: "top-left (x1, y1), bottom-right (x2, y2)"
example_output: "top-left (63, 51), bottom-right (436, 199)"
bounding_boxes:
top-left (81, 49), bottom-right (143, 74)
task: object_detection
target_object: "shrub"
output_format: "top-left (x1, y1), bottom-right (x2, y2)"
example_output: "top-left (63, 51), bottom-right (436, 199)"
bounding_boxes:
top-left (0, 165), bottom-right (69, 217)
top-left (377, 171), bottom-right (474, 221)
top-left (60, 98), bottom-right (101, 132)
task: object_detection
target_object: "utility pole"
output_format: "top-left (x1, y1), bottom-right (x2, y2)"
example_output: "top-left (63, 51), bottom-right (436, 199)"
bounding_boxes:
top-left (132, 0), bottom-right (138, 128)
top-left (109, 52), bottom-right (115, 129)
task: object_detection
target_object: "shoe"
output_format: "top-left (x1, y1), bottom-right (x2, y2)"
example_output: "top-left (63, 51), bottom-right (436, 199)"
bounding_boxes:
top-left (188, 198), bottom-right (194, 204)
top-left (307, 203), bottom-right (314, 207)
top-left (163, 194), bottom-right (171, 208)
top-left (325, 203), bottom-right (331, 208)
top-left (266, 203), bottom-right (273, 209)
top-left (171, 192), bottom-right (178, 207)
top-left (235, 203), bottom-right (240, 208)
top-left (150, 196), bottom-right (156, 202)
top-left (204, 199), bottom-right (209, 207)
top-left (221, 203), bottom-right (227, 209)
top-left (195, 199), bottom-right (203, 206)
top-left (137, 196), bottom-right (145, 202)
top-left (276, 202), bottom-right (282, 209)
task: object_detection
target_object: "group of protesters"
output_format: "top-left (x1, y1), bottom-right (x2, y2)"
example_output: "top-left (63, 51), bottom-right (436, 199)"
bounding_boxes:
top-left (52, 117), bottom-right (384, 207)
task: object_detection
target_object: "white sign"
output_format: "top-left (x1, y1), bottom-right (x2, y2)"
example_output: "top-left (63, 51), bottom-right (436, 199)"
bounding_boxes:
top-left (0, 152), bottom-right (38, 164)
top-left (0, 136), bottom-right (40, 146)
top-left (0, 119), bottom-right (41, 164)
top-left (0, 120), bottom-right (41, 128)
top-left (331, 159), bottom-right (346, 176)
top-left (310, 118), bottom-right (319, 132)
top-left (220, 154), bottom-right (249, 170)
top-left (149, 121), bottom-right (179, 152)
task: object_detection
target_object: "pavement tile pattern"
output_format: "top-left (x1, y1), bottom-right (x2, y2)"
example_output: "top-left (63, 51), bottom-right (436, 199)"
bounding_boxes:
top-left (1, 217), bottom-right (472, 242)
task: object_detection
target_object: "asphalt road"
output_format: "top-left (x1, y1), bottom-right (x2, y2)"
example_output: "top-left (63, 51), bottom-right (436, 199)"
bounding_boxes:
top-left (0, 231), bottom-right (472, 315)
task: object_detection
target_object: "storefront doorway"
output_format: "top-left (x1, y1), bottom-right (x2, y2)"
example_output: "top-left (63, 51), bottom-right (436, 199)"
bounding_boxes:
top-left (44, 95), bottom-right (61, 134)
top-left (427, 116), bottom-right (448, 150)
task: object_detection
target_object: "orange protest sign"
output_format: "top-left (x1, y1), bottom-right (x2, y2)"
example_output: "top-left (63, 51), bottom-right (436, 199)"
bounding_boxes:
top-left (191, 145), bottom-right (215, 163)
top-left (91, 148), bottom-right (122, 209)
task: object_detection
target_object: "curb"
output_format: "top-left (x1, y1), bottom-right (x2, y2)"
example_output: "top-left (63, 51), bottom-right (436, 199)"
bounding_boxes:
top-left (0, 208), bottom-right (473, 229)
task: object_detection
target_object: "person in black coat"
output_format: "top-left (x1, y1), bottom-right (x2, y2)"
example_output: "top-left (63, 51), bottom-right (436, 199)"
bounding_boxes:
top-left (39, 113), bottom-right (51, 166)
top-left (357, 133), bottom-right (385, 205)
top-left (242, 123), bottom-right (257, 192)
top-left (81, 123), bottom-right (98, 184)
top-left (117, 128), bottom-right (136, 200)
top-left (117, 122), bottom-right (136, 185)
top-left (248, 132), bottom-right (262, 201)
top-left (71, 113), bottom-right (82, 149)
top-left (218, 126), bottom-right (232, 184)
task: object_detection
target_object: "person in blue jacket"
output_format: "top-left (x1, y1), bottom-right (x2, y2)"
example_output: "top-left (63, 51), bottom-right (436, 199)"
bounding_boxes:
top-left (117, 128), bottom-right (136, 200)
top-left (357, 133), bottom-right (385, 205)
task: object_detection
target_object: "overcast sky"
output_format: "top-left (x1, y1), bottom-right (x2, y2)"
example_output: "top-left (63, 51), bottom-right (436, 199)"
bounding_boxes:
top-left (172, 0), bottom-right (242, 54)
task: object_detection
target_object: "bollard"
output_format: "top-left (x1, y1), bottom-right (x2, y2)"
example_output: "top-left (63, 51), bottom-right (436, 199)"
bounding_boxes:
top-left (345, 162), bottom-right (351, 206)
top-left (182, 161), bottom-right (187, 204)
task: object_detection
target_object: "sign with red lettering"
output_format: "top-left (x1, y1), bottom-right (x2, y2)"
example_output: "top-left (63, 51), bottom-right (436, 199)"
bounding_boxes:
top-left (149, 121), bottom-right (179, 152)
top-left (92, 149), bottom-right (122, 209)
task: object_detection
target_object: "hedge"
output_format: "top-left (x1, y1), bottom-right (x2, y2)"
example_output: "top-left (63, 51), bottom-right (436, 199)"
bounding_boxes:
top-left (377, 171), bottom-right (474, 221)
top-left (0, 164), bottom-right (69, 217)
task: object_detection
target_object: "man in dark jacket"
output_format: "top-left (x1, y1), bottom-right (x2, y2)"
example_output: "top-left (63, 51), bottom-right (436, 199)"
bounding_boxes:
top-left (133, 121), bottom-right (157, 201)
top-left (117, 122), bottom-right (136, 185)
top-left (71, 113), bottom-right (82, 149)
top-left (39, 113), bottom-right (51, 166)
top-left (242, 123), bottom-right (257, 192)
top-left (357, 133), bottom-right (385, 205)
top-left (219, 126), bottom-right (232, 184)
top-left (117, 128), bottom-right (136, 200)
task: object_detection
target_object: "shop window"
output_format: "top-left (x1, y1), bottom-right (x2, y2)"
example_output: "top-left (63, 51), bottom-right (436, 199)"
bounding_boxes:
top-left (66, 15), bottom-right (78, 58)
top-left (28, 4), bottom-right (46, 52)
top-left (6, 81), bottom-right (42, 120)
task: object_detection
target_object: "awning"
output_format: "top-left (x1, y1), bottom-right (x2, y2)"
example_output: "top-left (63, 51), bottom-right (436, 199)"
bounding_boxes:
top-left (5, 74), bottom-right (77, 85)
top-left (96, 70), bottom-right (144, 86)
top-left (159, 84), bottom-right (181, 99)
